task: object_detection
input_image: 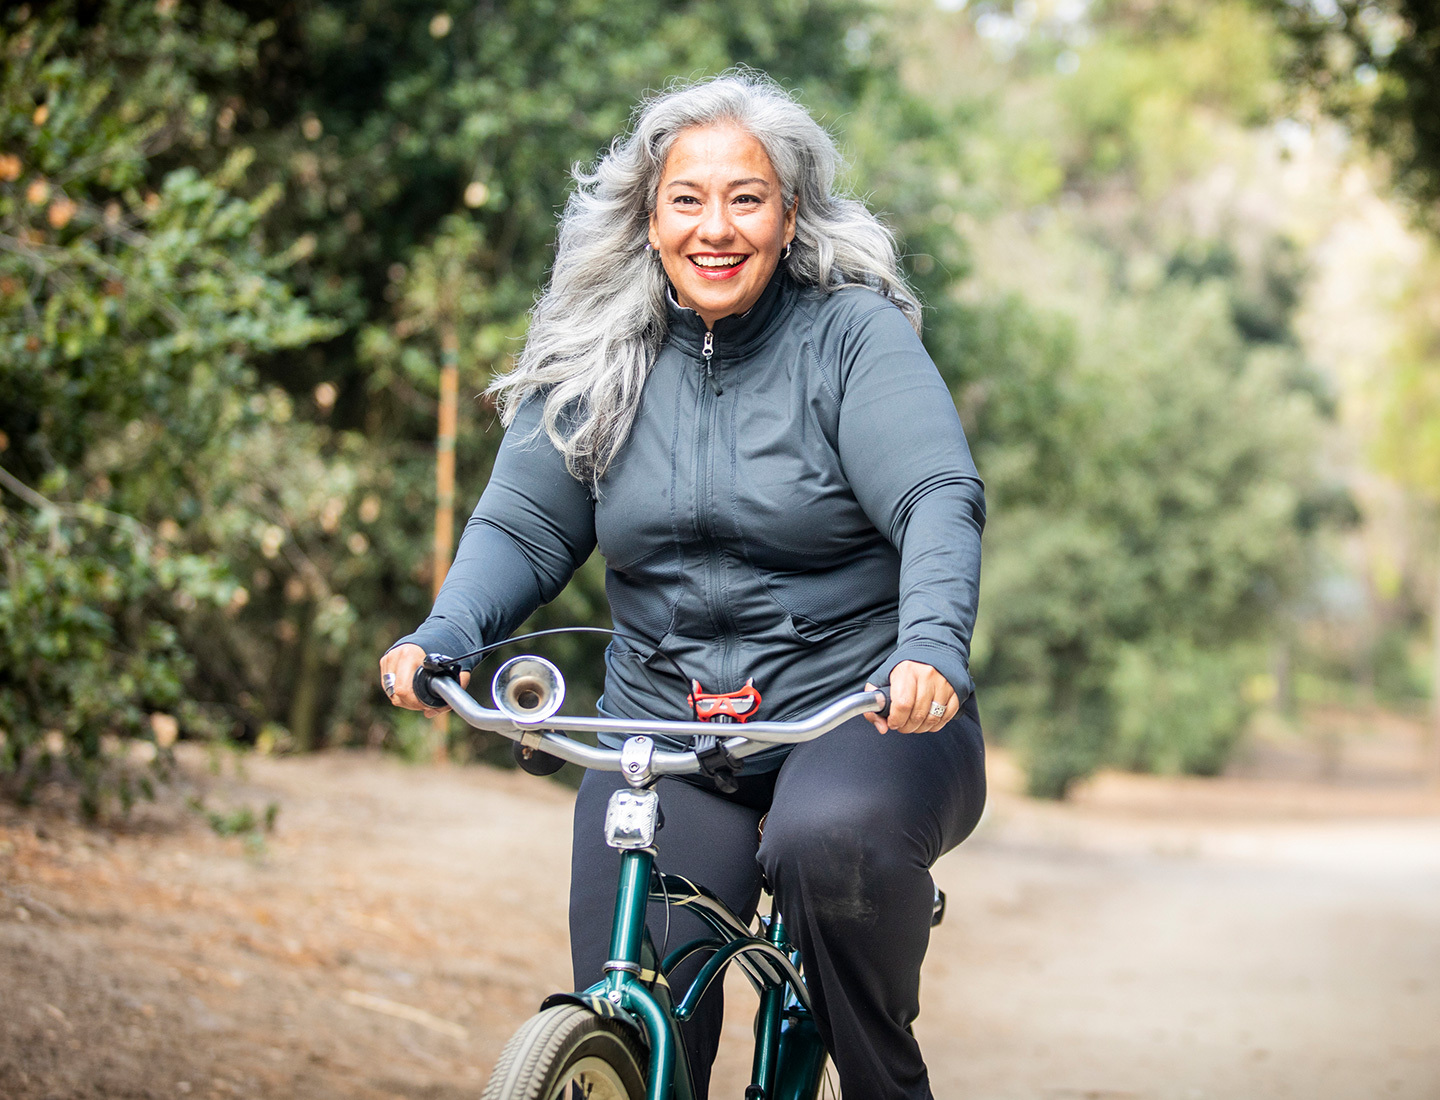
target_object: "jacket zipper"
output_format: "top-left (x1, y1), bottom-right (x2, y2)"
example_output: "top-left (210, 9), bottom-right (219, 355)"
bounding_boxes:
top-left (694, 330), bottom-right (736, 685)
top-left (702, 330), bottom-right (722, 395)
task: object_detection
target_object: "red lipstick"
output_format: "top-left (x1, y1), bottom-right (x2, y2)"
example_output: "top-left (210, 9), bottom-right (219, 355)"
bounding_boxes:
top-left (688, 253), bottom-right (749, 280)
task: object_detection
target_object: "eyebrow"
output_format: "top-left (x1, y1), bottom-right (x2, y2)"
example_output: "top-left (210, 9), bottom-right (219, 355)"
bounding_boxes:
top-left (665, 177), bottom-right (774, 190)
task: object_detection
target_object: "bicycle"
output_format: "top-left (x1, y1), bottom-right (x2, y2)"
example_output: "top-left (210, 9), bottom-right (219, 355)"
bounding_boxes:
top-left (413, 647), bottom-right (940, 1100)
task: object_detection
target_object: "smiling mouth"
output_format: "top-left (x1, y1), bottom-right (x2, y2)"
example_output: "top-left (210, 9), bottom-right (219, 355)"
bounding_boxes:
top-left (689, 254), bottom-right (747, 271)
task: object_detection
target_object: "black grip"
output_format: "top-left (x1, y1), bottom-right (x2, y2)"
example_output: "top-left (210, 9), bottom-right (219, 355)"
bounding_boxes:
top-left (413, 653), bottom-right (460, 708)
top-left (875, 686), bottom-right (892, 720)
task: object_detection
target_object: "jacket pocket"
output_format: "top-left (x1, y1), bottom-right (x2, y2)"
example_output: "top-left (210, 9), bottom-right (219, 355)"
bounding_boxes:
top-left (608, 631), bottom-right (690, 676)
top-left (781, 611), bottom-right (896, 646)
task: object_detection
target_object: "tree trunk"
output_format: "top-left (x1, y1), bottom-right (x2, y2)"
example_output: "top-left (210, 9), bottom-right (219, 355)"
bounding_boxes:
top-left (288, 603), bottom-right (325, 752)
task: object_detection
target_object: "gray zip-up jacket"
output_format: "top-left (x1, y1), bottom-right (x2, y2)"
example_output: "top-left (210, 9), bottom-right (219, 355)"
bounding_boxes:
top-left (396, 271), bottom-right (985, 762)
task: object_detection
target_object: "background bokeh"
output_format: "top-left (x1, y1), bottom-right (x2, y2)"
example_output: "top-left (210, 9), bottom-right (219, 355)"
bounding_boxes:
top-left (3, 0), bottom-right (1439, 811)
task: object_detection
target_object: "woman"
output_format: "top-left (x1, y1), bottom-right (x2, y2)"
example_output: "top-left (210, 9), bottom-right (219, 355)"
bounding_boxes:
top-left (381, 70), bottom-right (986, 1100)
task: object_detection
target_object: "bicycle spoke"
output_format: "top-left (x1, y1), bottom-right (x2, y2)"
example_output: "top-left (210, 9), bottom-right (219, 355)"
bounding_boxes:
top-left (546, 1055), bottom-right (633, 1100)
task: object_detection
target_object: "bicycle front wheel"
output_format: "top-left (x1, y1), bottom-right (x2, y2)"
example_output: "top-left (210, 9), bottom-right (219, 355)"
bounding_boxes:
top-left (480, 1004), bottom-right (648, 1100)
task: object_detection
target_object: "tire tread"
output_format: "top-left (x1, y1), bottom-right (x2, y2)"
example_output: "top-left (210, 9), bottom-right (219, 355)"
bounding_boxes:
top-left (480, 1005), bottom-right (646, 1100)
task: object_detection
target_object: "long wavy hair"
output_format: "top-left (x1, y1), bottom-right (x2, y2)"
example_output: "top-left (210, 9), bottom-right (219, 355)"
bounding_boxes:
top-left (489, 69), bottom-right (922, 481)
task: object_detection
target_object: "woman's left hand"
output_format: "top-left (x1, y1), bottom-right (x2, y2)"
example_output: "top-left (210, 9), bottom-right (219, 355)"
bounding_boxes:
top-left (866, 661), bottom-right (959, 734)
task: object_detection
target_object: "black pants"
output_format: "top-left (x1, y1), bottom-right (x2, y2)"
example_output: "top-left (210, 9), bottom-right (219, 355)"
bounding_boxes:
top-left (569, 695), bottom-right (986, 1100)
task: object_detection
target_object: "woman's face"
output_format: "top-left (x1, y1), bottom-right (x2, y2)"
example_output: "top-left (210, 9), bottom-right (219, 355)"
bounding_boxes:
top-left (649, 123), bottom-right (796, 330)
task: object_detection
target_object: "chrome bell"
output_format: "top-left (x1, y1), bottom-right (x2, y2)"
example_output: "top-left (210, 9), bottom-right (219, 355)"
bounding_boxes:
top-left (491, 655), bottom-right (565, 724)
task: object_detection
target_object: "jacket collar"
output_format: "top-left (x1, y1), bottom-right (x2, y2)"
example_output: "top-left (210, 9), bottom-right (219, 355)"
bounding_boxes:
top-left (663, 267), bottom-right (798, 359)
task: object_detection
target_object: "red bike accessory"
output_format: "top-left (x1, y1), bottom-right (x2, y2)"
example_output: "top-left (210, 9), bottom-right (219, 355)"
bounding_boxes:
top-left (687, 678), bottom-right (762, 723)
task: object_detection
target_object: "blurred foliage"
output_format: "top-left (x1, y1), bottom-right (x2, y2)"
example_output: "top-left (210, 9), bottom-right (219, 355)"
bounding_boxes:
top-left (1373, 245), bottom-right (1440, 495)
top-left (1266, 0), bottom-right (1440, 226)
top-left (188, 792), bottom-right (279, 859)
top-left (0, 2), bottom-right (337, 815)
top-left (967, 271), bottom-right (1324, 794)
top-left (896, 0), bottom-right (1335, 795)
top-left (1109, 639), bottom-right (1259, 777)
top-left (1268, 0), bottom-right (1440, 738)
top-left (1364, 240), bottom-right (1440, 722)
top-left (1, 0), bottom-right (1350, 805)
top-left (990, 0), bottom-right (1280, 200)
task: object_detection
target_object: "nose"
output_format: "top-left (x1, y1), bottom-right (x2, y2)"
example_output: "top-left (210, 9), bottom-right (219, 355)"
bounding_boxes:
top-left (697, 199), bottom-right (735, 244)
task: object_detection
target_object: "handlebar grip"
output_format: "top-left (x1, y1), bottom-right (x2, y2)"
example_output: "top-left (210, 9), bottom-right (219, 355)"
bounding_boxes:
top-left (876, 686), bottom-right (892, 720)
top-left (414, 653), bottom-right (460, 708)
top-left (412, 667), bottom-right (446, 708)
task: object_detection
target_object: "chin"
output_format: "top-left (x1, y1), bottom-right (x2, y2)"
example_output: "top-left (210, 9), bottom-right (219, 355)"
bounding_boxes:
top-left (697, 293), bottom-right (749, 318)
top-left (683, 276), bottom-right (767, 321)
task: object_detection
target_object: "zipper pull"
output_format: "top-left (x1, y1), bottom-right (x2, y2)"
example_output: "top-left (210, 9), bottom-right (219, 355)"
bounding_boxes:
top-left (702, 330), bottom-right (722, 395)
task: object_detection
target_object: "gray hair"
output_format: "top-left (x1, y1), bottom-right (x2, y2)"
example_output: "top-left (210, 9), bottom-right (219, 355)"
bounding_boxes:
top-left (489, 69), bottom-right (923, 481)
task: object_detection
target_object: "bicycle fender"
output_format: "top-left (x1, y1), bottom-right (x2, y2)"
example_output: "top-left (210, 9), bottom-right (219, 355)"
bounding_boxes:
top-left (539, 992), bottom-right (646, 1043)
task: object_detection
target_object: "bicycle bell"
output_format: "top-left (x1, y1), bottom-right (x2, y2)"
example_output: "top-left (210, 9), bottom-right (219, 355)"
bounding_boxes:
top-left (491, 654), bottom-right (566, 724)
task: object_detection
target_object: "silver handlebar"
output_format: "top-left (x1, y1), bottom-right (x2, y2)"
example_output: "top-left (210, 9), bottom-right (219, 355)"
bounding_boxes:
top-left (427, 674), bottom-right (888, 778)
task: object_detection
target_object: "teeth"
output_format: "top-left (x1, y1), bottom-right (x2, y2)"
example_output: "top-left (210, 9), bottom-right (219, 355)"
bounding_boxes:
top-left (691, 255), bottom-right (744, 268)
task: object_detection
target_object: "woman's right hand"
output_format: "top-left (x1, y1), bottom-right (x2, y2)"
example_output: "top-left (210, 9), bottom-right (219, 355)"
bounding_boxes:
top-left (379, 643), bottom-right (471, 718)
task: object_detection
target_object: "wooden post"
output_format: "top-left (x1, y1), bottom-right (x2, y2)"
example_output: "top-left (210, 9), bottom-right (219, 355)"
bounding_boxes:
top-left (431, 325), bottom-right (460, 763)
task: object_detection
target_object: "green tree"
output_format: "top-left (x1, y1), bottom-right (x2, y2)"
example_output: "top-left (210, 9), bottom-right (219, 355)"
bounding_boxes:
top-left (1266, 0), bottom-right (1440, 223)
top-left (979, 274), bottom-right (1322, 795)
top-left (0, 2), bottom-right (337, 812)
top-left (1268, 0), bottom-right (1440, 773)
top-left (891, 0), bottom-right (1334, 795)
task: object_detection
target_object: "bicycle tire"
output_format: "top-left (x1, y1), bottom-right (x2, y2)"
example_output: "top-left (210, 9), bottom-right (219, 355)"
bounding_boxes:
top-left (480, 1004), bottom-right (648, 1100)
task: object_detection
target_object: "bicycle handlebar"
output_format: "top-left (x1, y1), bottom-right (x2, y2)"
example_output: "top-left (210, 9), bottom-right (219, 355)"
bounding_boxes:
top-left (416, 663), bottom-right (890, 779)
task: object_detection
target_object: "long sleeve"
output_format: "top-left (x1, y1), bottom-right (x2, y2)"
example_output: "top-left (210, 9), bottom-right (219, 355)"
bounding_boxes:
top-left (391, 397), bottom-right (596, 667)
top-left (832, 303), bottom-right (986, 700)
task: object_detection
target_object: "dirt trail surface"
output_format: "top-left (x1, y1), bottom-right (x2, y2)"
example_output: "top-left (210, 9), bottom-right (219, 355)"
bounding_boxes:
top-left (2, 733), bottom-right (1439, 1100)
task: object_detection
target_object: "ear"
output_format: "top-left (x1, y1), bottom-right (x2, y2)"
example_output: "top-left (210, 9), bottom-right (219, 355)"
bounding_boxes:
top-left (783, 196), bottom-right (798, 244)
top-left (648, 209), bottom-right (660, 252)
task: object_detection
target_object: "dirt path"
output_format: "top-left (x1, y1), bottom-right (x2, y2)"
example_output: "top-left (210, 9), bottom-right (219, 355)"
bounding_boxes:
top-left (2, 738), bottom-right (1438, 1100)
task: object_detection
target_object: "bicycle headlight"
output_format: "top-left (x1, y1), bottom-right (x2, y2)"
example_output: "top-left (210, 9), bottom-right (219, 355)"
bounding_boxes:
top-left (604, 788), bottom-right (661, 851)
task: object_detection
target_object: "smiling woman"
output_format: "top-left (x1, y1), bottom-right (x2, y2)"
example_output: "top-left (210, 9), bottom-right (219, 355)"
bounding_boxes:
top-left (473, 70), bottom-right (922, 483)
top-left (380, 70), bottom-right (987, 1100)
top-left (648, 124), bottom-right (796, 327)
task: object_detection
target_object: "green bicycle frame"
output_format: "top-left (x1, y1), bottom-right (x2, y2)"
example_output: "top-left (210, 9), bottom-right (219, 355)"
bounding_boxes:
top-left (570, 846), bottom-right (828, 1100)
